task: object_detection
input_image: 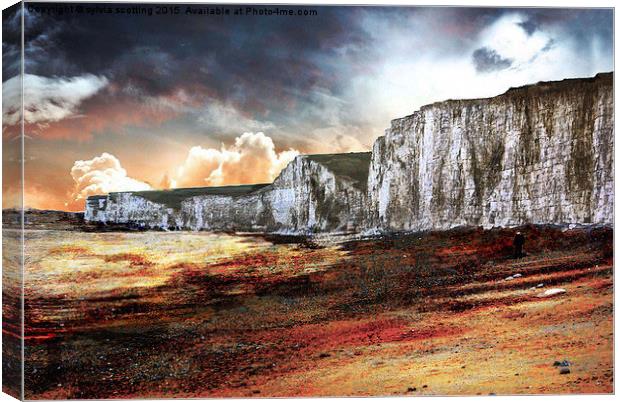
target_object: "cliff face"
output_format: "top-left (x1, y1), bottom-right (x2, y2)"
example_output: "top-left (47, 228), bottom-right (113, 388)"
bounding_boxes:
top-left (264, 153), bottom-right (370, 233)
top-left (85, 153), bottom-right (371, 234)
top-left (86, 73), bottom-right (614, 234)
top-left (367, 73), bottom-right (614, 232)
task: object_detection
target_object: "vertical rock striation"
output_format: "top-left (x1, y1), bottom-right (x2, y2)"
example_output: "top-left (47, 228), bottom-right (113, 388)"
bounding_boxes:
top-left (86, 73), bottom-right (613, 233)
top-left (367, 73), bottom-right (613, 232)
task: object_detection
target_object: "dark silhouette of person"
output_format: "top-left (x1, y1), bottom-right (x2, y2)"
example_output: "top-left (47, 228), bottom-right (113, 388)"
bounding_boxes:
top-left (513, 231), bottom-right (525, 258)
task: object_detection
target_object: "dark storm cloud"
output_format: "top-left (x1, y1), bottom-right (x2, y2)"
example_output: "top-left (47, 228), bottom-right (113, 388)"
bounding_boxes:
top-left (2, 3), bottom-right (22, 80)
top-left (9, 4), bottom-right (614, 147)
top-left (518, 19), bottom-right (538, 36)
top-left (514, 8), bottom-right (613, 51)
top-left (16, 3), bottom-right (381, 149)
top-left (22, 3), bottom-right (370, 112)
top-left (472, 47), bottom-right (513, 73)
top-left (21, 6), bottom-right (611, 87)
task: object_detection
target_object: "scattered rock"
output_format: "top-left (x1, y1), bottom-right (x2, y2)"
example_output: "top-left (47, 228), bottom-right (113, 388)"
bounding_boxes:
top-left (537, 288), bottom-right (566, 298)
top-left (422, 385), bottom-right (428, 388)
top-left (505, 276), bottom-right (514, 281)
top-left (559, 367), bottom-right (571, 375)
top-left (513, 273), bottom-right (522, 278)
top-left (318, 352), bottom-right (331, 358)
top-left (553, 360), bottom-right (571, 367)
top-left (536, 283), bottom-right (544, 288)
top-left (407, 387), bottom-right (417, 392)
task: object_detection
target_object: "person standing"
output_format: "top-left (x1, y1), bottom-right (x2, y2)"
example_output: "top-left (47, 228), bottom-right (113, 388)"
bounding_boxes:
top-left (513, 231), bottom-right (525, 258)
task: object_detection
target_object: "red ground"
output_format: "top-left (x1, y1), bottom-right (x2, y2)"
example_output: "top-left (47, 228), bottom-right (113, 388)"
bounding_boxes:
top-left (13, 225), bottom-right (613, 398)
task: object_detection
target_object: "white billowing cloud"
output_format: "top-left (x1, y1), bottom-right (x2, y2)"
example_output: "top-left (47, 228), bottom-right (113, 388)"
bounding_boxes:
top-left (476, 14), bottom-right (554, 71)
top-left (173, 132), bottom-right (299, 188)
top-left (70, 153), bottom-right (151, 202)
top-left (2, 73), bottom-right (108, 125)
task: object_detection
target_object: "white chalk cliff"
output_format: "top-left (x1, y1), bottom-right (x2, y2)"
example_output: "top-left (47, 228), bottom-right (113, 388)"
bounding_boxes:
top-left (86, 73), bottom-right (614, 234)
top-left (86, 153), bottom-right (370, 234)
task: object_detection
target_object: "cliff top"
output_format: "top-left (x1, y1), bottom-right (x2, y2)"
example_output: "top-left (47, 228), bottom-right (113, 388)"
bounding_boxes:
top-left (305, 152), bottom-right (372, 191)
top-left (107, 183), bottom-right (271, 210)
top-left (502, 71), bottom-right (612, 98)
top-left (392, 72), bottom-right (613, 124)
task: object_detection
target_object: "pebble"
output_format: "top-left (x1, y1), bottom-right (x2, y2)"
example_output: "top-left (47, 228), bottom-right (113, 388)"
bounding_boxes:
top-left (559, 367), bottom-right (571, 375)
top-left (537, 288), bottom-right (566, 298)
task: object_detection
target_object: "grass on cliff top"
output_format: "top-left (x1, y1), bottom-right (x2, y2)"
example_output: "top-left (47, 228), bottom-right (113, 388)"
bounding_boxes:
top-left (124, 183), bottom-right (271, 210)
top-left (306, 152), bottom-right (372, 191)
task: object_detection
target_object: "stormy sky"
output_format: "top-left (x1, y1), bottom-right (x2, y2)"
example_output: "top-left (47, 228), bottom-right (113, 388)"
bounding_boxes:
top-left (1, 3), bottom-right (614, 211)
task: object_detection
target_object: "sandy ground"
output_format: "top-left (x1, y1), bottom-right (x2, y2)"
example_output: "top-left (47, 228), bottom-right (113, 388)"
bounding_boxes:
top-left (8, 225), bottom-right (612, 398)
